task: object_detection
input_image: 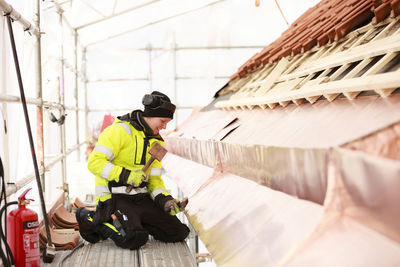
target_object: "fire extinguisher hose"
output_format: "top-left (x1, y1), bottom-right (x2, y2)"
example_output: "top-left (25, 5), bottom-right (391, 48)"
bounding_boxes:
top-left (0, 201), bottom-right (18, 267)
top-left (0, 141), bottom-right (16, 267)
top-left (5, 14), bottom-right (55, 262)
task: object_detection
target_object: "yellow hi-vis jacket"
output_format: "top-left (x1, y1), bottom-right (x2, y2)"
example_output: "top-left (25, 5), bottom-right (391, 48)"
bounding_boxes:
top-left (87, 117), bottom-right (170, 204)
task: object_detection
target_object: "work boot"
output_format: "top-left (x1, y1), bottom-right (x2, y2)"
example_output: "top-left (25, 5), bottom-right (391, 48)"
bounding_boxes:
top-left (76, 207), bottom-right (102, 243)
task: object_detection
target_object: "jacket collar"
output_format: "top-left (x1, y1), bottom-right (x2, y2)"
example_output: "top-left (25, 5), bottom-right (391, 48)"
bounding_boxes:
top-left (117, 110), bottom-right (163, 141)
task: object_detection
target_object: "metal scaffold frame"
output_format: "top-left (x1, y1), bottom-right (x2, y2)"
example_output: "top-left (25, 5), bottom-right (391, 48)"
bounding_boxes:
top-left (0, 0), bottom-right (265, 198)
top-left (0, 0), bottom-right (87, 197)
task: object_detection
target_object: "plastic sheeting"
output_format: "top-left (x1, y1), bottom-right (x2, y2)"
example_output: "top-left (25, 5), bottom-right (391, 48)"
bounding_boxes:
top-left (163, 92), bottom-right (400, 266)
top-left (166, 138), bottom-right (328, 204)
top-left (162, 146), bottom-right (400, 266)
top-left (278, 148), bottom-right (400, 266)
top-left (173, 94), bottom-right (400, 148)
top-left (165, 94), bottom-right (400, 204)
top-left (344, 121), bottom-right (400, 161)
top-left (162, 152), bottom-right (324, 267)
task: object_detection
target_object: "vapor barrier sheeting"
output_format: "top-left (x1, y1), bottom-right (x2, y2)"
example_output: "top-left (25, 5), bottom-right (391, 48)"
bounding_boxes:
top-left (163, 146), bottom-right (400, 266)
top-left (166, 138), bottom-right (328, 204)
top-left (163, 152), bottom-right (324, 267)
top-left (165, 94), bottom-right (400, 204)
top-left (163, 93), bottom-right (400, 266)
top-left (278, 148), bottom-right (400, 267)
top-left (171, 94), bottom-right (400, 148)
top-left (344, 121), bottom-right (400, 161)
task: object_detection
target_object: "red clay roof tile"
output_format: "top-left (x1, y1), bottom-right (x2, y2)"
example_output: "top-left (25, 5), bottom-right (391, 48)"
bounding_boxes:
top-left (373, 2), bottom-right (392, 23)
top-left (335, 2), bottom-right (374, 39)
top-left (231, 0), bottom-right (400, 81)
top-left (390, 0), bottom-right (400, 16)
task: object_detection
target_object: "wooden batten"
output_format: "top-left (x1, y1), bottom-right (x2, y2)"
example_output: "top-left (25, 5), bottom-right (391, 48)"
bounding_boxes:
top-left (323, 93), bottom-right (340, 102)
top-left (216, 18), bottom-right (400, 111)
top-left (343, 91), bottom-right (361, 100)
top-left (375, 88), bottom-right (397, 97)
top-left (306, 95), bottom-right (320, 104)
top-left (279, 100), bottom-right (290, 107)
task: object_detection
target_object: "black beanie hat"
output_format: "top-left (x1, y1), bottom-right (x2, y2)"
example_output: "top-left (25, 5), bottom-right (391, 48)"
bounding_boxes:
top-left (142, 91), bottom-right (175, 119)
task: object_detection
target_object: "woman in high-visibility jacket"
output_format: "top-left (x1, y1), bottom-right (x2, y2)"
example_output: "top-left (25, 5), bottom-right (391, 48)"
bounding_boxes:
top-left (76, 91), bottom-right (189, 250)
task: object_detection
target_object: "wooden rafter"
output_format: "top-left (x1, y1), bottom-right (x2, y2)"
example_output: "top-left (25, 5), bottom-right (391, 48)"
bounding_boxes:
top-left (217, 18), bottom-right (400, 110)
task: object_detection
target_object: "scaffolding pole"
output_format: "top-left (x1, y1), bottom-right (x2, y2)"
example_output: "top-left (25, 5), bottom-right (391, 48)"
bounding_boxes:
top-left (57, 8), bottom-right (68, 196)
top-left (0, 13), bottom-right (10, 182)
top-left (34, 0), bottom-right (46, 193)
top-left (173, 41), bottom-right (178, 128)
top-left (0, 94), bottom-right (86, 110)
top-left (0, 0), bottom-right (40, 36)
top-left (74, 29), bottom-right (80, 160)
top-left (5, 142), bottom-right (86, 196)
top-left (148, 44), bottom-right (153, 93)
top-left (83, 48), bottom-right (89, 145)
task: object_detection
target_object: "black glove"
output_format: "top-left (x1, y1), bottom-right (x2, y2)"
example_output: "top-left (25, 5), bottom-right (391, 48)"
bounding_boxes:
top-left (154, 194), bottom-right (181, 216)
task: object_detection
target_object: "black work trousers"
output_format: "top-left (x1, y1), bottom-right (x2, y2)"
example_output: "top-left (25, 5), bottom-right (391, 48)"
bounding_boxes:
top-left (104, 193), bottom-right (190, 250)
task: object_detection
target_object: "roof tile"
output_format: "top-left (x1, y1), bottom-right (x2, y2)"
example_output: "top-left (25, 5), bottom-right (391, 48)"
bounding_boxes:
top-left (231, 0), bottom-right (399, 81)
top-left (335, 2), bottom-right (374, 39)
top-left (373, 2), bottom-right (392, 23)
top-left (390, 0), bottom-right (400, 17)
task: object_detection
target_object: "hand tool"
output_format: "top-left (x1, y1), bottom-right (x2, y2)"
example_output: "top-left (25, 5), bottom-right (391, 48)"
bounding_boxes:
top-left (179, 198), bottom-right (189, 210)
top-left (126, 142), bottom-right (168, 193)
top-left (111, 213), bottom-right (126, 237)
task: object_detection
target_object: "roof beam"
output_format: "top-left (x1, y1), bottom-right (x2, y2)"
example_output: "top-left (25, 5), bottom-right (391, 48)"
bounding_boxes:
top-left (80, 0), bottom-right (106, 18)
top-left (131, 45), bottom-right (266, 51)
top-left (85, 0), bottom-right (226, 47)
top-left (111, 0), bottom-right (118, 15)
top-left (87, 75), bottom-right (231, 83)
top-left (43, 0), bottom-right (72, 11)
top-left (75, 0), bottom-right (159, 30)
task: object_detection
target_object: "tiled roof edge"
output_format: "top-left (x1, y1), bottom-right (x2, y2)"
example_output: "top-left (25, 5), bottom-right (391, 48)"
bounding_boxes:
top-left (230, 0), bottom-right (400, 82)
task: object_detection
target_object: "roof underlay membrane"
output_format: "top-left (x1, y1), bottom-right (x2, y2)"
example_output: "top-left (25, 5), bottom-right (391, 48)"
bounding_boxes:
top-left (162, 0), bottom-right (400, 266)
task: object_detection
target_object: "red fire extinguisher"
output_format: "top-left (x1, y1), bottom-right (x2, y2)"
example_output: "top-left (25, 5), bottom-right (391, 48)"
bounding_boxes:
top-left (7, 188), bottom-right (40, 267)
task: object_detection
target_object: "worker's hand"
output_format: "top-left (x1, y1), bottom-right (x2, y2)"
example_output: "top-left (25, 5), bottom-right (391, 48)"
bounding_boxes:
top-left (164, 198), bottom-right (181, 216)
top-left (155, 194), bottom-right (181, 216)
top-left (126, 169), bottom-right (146, 187)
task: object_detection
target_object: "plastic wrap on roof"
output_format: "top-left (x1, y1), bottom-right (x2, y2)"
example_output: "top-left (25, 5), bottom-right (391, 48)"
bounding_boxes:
top-left (344, 121), bottom-right (400, 161)
top-left (166, 137), bottom-right (328, 204)
top-left (173, 95), bottom-right (400, 148)
top-left (163, 92), bottom-right (400, 265)
top-left (163, 144), bottom-right (400, 266)
top-left (278, 148), bottom-right (400, 266)
top-left (162, 152), bottom-right (324, 267)
top-left (166, 94), bottom-right (400, 199)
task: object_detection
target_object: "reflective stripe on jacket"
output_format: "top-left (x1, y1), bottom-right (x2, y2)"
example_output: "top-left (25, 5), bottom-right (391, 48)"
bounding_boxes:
top-left (87, 118), bottom-right (169, 203)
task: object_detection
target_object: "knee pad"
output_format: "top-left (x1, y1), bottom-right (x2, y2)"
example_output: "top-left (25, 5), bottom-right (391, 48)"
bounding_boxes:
top-left (96, 223), bottom-right (119, 241)
top-left (79, 229), bottom-right (101, 244)
top-left (111, 229), bottom-right (149, 250)
top-left (172, 224), bottom-right (190, 242)
top-left (164, 224), bottom-right (190, 243)
top-left (110, 229), bottom-right (149, 250)
top-left (127, 229), bottom-right (149, 250)
top-left (76, 207), bottom-right (101, 244)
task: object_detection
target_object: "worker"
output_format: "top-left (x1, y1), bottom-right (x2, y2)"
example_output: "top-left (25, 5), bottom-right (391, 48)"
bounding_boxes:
top-left (76, 91), bottom-right (190, 250)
